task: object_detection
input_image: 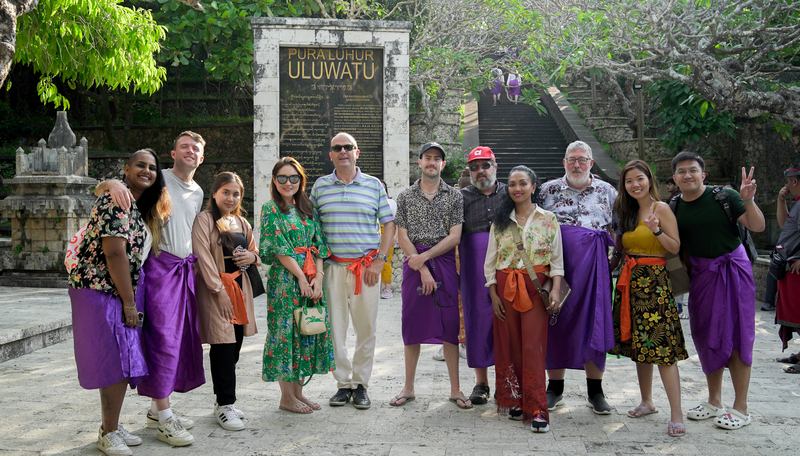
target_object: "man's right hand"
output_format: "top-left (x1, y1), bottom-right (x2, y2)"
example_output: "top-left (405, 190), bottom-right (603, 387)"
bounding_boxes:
top-left (419, 267), bottom-right (438, 295)
top-left (778, 185), bottom-right (790, 203)
top-left (104, 180), bottom-right (134, 211)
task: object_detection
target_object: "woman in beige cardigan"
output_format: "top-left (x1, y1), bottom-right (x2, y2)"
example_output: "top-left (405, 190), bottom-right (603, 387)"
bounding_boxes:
top-left (192, 172), bottom-right (260, 431)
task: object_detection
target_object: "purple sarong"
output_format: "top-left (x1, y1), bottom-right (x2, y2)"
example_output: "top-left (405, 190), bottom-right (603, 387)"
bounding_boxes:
top-left (401, 244), bottom-right (460, 346)
top-left (688, 244), bottom-right (755, 374)
top-left (508, 79), bottom-right (520, 96)
top-left (137, 251), bottom-right (205, 399)
top-left (546, 225), bottom-right (615, 370)
top-left (491, 78), bottom-right (502, 95)
top-left (459, 232), bottom-right (494, 368)
top-left (69, 268), bottom-right (148, 390)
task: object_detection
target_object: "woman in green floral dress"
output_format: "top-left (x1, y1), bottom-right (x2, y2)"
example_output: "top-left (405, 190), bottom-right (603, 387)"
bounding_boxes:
top-left (260, 157), bottom-right (335, 414)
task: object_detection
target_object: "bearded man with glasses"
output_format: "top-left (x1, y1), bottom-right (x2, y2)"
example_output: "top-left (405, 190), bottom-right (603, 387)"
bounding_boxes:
top-left (310, 132), bottom-right (396, 410)
top-left (537, 140), bottom-right (618, 415)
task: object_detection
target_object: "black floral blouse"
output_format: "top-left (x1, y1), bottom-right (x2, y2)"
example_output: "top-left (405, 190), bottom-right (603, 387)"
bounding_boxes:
top-left (68, 192), bottom-right (147, 295)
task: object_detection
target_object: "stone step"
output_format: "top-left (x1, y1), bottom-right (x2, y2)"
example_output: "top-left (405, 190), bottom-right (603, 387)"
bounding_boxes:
top-left (0, 287), bottom-right (72, 364)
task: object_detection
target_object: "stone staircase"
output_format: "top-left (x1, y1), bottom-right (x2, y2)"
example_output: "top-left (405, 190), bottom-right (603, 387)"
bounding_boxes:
top-left (477, 88), bottom-right (569, 181)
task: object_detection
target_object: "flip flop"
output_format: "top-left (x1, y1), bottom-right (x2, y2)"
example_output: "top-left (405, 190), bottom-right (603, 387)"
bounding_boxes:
top-left (627, 405), bottom-right (658, 418)
top-left (784, 363), bottom-right (800, 374)
top-left (668, 421), bottom-right (686, 437)
top-left (279, 401), bottom-right (313, 414)
top-left (390, 395), bottom-right (416, 406)
top-left (449, 396), bottom-right (473, 409)
top-left (777, 353), bottom-right (799, 364)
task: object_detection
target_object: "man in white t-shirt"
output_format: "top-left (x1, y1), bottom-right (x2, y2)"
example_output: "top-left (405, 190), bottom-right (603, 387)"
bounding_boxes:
top-left (97, 132), bottom-right (208, 447)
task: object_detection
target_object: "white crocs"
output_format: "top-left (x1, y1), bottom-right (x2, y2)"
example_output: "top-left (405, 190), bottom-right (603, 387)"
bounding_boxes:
top-left (687, 402), bottom-right (725, 420)
top-left (714, 409), bottom-right (752, 430)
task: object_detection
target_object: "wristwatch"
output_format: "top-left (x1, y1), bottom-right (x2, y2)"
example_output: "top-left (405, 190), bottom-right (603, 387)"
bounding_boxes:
top-left (376, 253), bottom-right (388, 262)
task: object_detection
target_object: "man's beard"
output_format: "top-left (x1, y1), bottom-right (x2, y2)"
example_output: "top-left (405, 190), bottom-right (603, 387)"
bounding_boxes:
top-left (471, 173), bottom-right (497, 191)
top-left (566, 170), bottom-right (590, 188)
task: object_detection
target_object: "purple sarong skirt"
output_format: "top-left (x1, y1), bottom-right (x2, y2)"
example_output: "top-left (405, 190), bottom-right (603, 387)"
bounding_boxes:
top-left (69, 269), bottom-right (148, 390)
top-left (688, 244), bottom-right (755, 374)
top-left (401, 244), bottom-right (460, 346)
top-left (491, 78), bottom-right (502, 95)
top-left (508, 79), bottom-right (520, 96)
top-left (546, 225), bottom-right (615, 370)
top-left (137, 251), bottom-right (205, 399)
top-left (460, 232), bottom-right (494, 368)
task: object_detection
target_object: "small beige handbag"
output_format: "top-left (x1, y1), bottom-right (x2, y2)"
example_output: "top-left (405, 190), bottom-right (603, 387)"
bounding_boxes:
top-left (293, 303), bottom-right (327, 336)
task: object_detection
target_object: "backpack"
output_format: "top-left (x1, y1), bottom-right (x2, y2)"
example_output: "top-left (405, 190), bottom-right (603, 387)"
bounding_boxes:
top-left (668, 186), bottom-right (758, 263)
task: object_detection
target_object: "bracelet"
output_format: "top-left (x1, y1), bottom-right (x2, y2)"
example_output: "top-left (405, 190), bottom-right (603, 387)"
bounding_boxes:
top-left (316, 271), bottom-right (324, 276)
top-left (743, 198), bottom-right (754, 205)
top-left (611, 250), bottom-right (623, 259)
top-left (653, 227), bottom-right (663, 236)
top-left (123, 304), bottom-right (137, 309)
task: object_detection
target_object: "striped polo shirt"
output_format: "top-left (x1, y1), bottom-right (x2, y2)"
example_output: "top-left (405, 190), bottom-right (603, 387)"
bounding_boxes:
top-left (311, 167), bottom-right (394, 262)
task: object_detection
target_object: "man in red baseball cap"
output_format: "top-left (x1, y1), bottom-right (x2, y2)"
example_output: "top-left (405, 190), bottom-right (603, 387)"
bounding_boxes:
top-left (459, 146), bottom-right (506, 405)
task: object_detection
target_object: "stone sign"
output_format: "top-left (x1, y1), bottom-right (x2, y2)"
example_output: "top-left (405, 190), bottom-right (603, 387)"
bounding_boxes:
top-left (280, 46), bottom-right (384, 182)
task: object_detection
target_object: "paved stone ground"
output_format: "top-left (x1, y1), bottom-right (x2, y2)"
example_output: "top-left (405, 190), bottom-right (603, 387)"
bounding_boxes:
top-left (0, 287), bottom-right (799, 456)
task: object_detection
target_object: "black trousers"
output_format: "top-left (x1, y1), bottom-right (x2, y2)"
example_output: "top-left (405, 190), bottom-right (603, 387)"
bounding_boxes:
top-left (209, 324), bottom-right (244, 406)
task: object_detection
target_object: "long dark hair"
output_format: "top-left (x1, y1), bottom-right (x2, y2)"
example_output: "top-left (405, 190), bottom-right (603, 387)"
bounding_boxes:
top-left (205, 172), bottom-right (247, 250)
top-left (128, 148), bottom-right (172, 256)
top-left (270, 157), bottom-right (313, 220)
top-left (493, 165), bottom-right (539, 232)
top-left (613, 160), bottom-right (660, 233)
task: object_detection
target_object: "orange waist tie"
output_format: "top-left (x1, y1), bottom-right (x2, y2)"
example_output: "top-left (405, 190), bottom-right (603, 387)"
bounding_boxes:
top-left (328, 249), bottom-right (378, 296)
top-left (218, 270), bottom-right (249, 325)
top-left (294, 246), bottom-right (319, 280)
top-left (499, 265), bottom-right (549, 313)
top-left (616, 256), bottom-right (667, 342)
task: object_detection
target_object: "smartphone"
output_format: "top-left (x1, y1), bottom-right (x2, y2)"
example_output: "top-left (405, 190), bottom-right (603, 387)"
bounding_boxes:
top-left (123, 311), bottom-right (145, 328)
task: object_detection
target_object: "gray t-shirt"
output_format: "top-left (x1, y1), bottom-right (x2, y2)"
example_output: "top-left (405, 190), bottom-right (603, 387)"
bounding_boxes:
top-left (161, 169), bottom-right (204, 258)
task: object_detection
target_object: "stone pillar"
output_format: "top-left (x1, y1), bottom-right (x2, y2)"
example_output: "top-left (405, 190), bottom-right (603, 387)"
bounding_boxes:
top-left (0, 112), bottom-right (98, 287)
top-left (251, 18), bottom-right (411, 242)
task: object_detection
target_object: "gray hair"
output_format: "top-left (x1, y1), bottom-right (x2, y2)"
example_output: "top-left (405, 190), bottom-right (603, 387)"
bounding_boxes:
top-left (565, 140), bottom-right (592, 160)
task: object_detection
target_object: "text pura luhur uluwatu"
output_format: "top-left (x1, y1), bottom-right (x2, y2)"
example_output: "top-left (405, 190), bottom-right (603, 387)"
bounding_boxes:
top-left (286, 48), bottom-right (379, 80)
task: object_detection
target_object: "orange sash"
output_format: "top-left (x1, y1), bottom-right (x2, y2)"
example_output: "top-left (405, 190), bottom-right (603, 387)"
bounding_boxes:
top-left (328, 249), bottom-right (378, 296)
top-left (500, 265), bottom-right (549, 312)
top-left (615, 256), bottom-right (667, 342)
top-left (294, 246), bottom-right (319, 280)
top-left (219, 270), bottom-right (249, 325)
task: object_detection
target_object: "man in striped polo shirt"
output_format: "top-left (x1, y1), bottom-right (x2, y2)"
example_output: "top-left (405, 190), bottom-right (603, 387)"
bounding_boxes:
top-left (311, 132), bottom-right (396, 410)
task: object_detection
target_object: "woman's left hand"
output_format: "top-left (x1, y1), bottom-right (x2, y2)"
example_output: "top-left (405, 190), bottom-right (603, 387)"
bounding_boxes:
top-left (643, 202), bottom-right (660, 233)
top-left (234, 250), bottom-right (254, 268)
top-left (310, 275), bottom-right (324, 300)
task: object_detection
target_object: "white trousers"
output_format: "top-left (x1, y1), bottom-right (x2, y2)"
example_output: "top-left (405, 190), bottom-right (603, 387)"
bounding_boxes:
top-left (323, 263), bottom-right (380, 390)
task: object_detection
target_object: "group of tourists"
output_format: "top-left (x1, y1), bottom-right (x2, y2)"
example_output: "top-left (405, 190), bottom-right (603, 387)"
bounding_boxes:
top-left (67, 126), bottom-right (792, 454)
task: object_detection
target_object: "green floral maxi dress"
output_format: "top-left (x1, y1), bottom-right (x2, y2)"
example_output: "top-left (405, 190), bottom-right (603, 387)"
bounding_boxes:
top-left (260, 201), bottom-right (335, 382)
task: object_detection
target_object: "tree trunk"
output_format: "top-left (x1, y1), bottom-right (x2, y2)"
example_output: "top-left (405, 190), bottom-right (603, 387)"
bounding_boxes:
top-left (0, 0), bottom-right (39, 88)
top-left (83, 86), bottom-right (119, 151)
top-left (121, 86), bottom-right (133, 152)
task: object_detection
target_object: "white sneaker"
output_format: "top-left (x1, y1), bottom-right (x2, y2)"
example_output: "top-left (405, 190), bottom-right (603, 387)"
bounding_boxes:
top-left (146, 409), bottom-right (194, 429)
top-left (459, 344), bottom-right (467, 359)
top-left (432, 346), bottom-right (445, 361)
top-left (215, 404), bottom-right (245, 431)
top-left (117, 425), bottom-right (142, 446)
top-left (157, 415), bottom-right (195, 446)
top-left (215, 402), bottom-right (244, 419)
top-left (97, 428), bottom-right (132, 456)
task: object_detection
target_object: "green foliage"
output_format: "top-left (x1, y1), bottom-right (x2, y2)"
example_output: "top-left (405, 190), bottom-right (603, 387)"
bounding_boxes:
top-left (442, 148), bottom-right (469, 180)
top-left (650, 80), bottom-right (736, 152)
top-left (41, 246), bottom-right (51, 253)
top-left (15, 0), bottom-right (167, 109)
top-left (13, 245), bottom-right (22, 255)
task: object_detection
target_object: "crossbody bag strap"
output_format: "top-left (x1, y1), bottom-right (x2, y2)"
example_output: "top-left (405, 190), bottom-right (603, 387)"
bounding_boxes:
top-left (509, 225), bottom-right (548, 299)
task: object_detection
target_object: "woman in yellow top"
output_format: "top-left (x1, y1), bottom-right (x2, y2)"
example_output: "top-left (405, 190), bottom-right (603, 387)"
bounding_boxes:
top-left (610, 160), bottom-right (688, 437)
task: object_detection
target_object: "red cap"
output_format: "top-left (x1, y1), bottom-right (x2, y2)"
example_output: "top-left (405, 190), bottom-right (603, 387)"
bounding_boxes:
top-left (467, 147), bottom-right (496, 162)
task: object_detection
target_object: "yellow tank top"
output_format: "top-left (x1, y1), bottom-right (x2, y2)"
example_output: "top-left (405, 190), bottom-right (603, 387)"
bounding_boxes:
top-left (622, 221), bottom-right (668, 255)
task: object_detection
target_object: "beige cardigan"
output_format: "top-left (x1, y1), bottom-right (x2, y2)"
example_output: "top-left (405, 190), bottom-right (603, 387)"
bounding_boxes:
top-left (192, 211), bottom-right (260, 344)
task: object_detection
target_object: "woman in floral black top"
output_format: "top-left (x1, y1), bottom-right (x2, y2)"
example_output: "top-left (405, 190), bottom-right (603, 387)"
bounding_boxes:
top-left (68, 149), bottom-right (170, 456)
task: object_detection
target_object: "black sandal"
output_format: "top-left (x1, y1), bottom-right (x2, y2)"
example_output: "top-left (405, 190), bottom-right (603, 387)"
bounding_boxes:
top-left (785, 363), bottom-right (800, 374)
top-left (776, 353), bottom-right (799, 364)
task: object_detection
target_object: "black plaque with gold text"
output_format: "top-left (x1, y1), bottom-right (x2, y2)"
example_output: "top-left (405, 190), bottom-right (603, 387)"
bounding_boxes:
top-left (279, 47), bottom-right (383, 183)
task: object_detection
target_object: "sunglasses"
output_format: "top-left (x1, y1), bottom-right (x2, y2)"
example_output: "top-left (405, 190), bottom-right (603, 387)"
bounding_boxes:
top-left (275, 174), bottom-right (301, 184)
top-left (331, 144), bottom-right (355, 152)
top-left (469, 162), bottom-right (493, 172)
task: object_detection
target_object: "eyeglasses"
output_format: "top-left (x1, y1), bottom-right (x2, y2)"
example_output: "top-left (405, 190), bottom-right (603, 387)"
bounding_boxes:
top-left (469, 162), bottom-right (493, 172)
top-left (275, 174), bottom-right (301, 184)
top-left (331, 144), bottom-right (355, 152)
top-left (565, 157), bottom-right (590, 165)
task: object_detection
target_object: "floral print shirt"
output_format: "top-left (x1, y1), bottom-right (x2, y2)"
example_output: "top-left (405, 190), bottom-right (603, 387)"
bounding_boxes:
top-left (68, 193), bottom-right (146, 295)
top-left (483, 206), bottom-right (564, 286)
top-left (395, 179), bottom-right (464, 246)
top-left (537, 176), bottom-right (618, 231)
